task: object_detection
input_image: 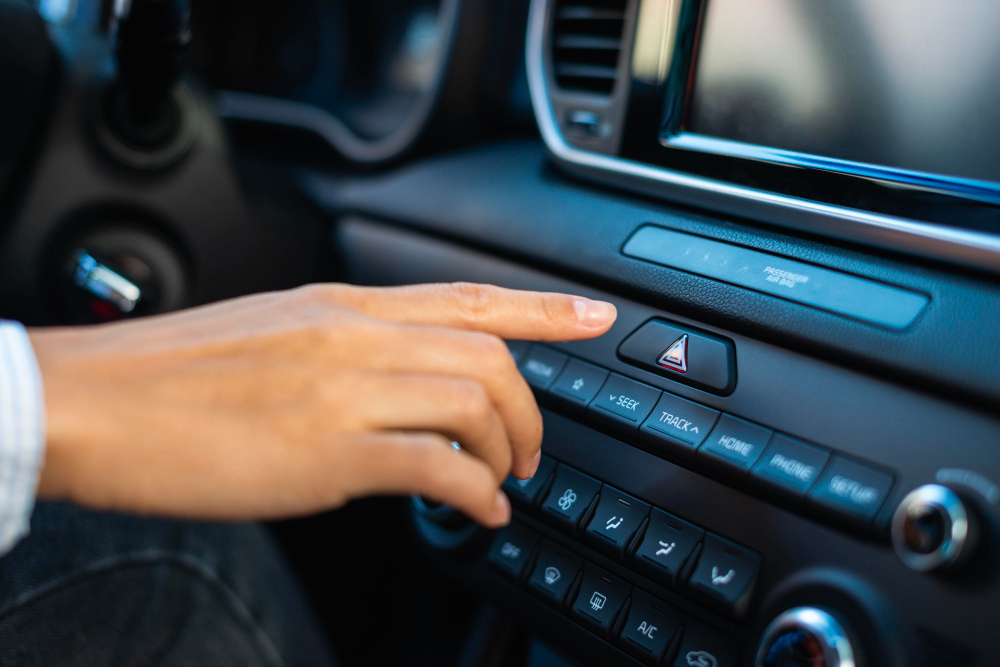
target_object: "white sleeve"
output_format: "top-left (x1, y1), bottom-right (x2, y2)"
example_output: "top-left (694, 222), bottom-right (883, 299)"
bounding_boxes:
top-left (0, 321), bottom-right (46, 556)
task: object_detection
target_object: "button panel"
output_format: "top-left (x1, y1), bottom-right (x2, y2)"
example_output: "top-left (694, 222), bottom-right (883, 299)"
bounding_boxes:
top-left (514, 344), bottom-right (893, 537)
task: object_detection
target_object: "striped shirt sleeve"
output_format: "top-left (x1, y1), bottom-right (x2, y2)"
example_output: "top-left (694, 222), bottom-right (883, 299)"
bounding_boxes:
top-left (0, 321), bottom-right (46, 556)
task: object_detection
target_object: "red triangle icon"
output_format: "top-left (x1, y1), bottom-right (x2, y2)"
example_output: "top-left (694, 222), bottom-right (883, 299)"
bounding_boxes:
top-left (657, 335), bottom-right (688, 373)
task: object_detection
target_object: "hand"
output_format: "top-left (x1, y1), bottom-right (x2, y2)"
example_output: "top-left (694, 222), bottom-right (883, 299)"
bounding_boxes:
top-left (29, 282), bottom-right (616, 528)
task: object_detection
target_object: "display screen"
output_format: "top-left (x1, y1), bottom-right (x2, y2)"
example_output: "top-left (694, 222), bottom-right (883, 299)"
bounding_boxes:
top-left (679, 0), bottom-right (1000, 186)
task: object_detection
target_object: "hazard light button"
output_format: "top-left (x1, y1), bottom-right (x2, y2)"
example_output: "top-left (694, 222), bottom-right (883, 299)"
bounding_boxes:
top-left (618, 320), bottom-right (736, 395)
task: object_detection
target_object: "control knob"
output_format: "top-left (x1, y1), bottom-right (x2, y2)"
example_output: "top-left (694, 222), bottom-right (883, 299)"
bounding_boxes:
top-left (891, 484), bottom-right (977, 572)
top-left (757, 607), bottom-right (856, 667)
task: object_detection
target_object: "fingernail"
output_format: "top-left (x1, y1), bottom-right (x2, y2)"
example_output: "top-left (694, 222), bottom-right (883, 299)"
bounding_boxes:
top-left (491, 490), bottom-right (511, 526)
top-left (527, 450), bottom-right (542, 478)
top-left (574, 299), bottom-right (617, 327)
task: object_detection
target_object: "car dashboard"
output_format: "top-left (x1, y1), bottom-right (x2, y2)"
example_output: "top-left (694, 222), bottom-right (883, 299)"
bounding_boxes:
top-left (1, 0), bottom-right (999, 666)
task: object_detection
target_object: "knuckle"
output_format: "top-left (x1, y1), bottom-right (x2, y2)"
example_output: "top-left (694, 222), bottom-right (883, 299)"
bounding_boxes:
top-left (474, 333), bottom-right (514, 372)
top-left (409, 434), bottom-right (451, 473)
top-left (454, 381), bottom-right (492, 422)
top-left (447, 282), bottom-right (496, 322)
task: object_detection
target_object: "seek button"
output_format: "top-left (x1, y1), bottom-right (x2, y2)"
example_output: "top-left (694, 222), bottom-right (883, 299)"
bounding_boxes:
top-left (588, 374), bottom-right (660, 435)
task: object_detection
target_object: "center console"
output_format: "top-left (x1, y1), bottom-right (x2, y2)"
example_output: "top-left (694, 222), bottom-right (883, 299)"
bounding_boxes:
top-left (335, 215), bottom-right (1000, 667)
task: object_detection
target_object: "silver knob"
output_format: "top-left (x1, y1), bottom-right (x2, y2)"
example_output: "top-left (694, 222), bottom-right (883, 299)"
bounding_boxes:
top-left (756, 607), bottom-right (856, 667)
top-left (891, 484), bottom-right (976, 572)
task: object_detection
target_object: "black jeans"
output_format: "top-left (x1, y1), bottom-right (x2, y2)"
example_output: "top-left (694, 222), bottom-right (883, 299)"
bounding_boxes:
top-left (0, 503), bottom-right (337, 667)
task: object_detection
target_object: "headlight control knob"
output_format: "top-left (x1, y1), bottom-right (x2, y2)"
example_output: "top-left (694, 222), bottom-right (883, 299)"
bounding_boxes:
top-left (756, 607), bottom-right (856, 667)
top-left (891, 484), bottom-right (977, 572)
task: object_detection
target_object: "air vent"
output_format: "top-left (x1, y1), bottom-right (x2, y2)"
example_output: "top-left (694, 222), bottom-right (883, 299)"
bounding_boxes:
top-left (914, 628), bottom-right (979, 667)
top-left (551, 0), bottom-right (627, 94)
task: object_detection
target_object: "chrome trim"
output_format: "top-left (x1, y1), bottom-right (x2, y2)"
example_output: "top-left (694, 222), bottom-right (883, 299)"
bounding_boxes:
top-left (664, 132), bottom-right (1000, 205)
top-left (756, 607), bottom-right (856, 667)
top-left (526, 0), bottom-right (1000, 273)
top-left (891, 484), bottom-right (972, 572)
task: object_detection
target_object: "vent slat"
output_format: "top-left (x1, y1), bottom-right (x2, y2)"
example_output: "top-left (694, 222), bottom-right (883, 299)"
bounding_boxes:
top-left (551, 0), bottom-right (627, 95)
top-left (555, 63), bottom-right (619, 80)
top-left (556, 7), bottom-right (626, 20)
top-left (555, 35), bottom-right (621, 49)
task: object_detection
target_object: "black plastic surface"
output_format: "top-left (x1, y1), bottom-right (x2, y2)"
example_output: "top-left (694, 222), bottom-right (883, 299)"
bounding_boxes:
top-left (340, 218), bottom-right (1000, 666)
top-left (306, 140), bottom-right (1000, 408)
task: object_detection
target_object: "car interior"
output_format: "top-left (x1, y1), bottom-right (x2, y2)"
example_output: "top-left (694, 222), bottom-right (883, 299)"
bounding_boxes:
top-left (2, 0), bottom-right (999, 665)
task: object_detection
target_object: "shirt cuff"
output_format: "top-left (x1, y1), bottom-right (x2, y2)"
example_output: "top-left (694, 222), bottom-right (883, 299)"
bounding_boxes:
top-left (0, 321), bottom-right (46, 556)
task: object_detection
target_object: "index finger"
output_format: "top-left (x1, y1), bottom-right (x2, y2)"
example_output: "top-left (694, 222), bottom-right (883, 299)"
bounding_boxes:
top-left (317, 282), bottom-right (618, 341)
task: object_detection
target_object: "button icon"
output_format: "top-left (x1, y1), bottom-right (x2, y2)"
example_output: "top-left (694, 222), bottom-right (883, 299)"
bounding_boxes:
top-left (500, 542), bottom-right (521, 559)
top-left (657, 334), bottom-right (688, 373)
top-left (685, 650), bottom-right (718, 667)
top-left (606, 516), bottom-right (623, 530)
top-left (589, 591), bottom-right (607, 611)
top-left (544, 566), bottom-right (561, 585)
top-left (557, 489), bottom-right (578, 511)
top-left (711, 566), bottom-right (735, 586)
top-left (637, 621), bottom-right (658, 639)
top-left (655, 541), bottom-right (676, 557)
top-left (571, 377), bottom-right (585, 391)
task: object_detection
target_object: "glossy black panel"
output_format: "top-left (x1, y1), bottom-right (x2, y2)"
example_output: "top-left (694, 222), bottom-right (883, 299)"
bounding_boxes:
top-left (689, 0), bottom-right (1000, 186)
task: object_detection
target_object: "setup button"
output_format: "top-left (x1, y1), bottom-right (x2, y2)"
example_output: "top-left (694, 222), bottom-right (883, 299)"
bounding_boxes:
top-left (808, 455), bottom-right (894, 526)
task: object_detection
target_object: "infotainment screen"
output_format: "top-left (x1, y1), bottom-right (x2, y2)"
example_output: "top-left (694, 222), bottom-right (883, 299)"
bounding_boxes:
top-left (668, 0), bottom-right (1000, 190)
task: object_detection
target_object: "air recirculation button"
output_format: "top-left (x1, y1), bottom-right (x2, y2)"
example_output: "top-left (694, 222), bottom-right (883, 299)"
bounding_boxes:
top-left (756, 607), bottom-right (856, 667)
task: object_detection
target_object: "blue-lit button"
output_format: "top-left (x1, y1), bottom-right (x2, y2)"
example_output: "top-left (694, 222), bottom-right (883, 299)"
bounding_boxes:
top-left (588, 374), bottom-right (660, 435)
top-left (751, 435), bottom-right (830, 498)
top-left (698, 414), bottom-right (772, 476)
top-left (518, 345), bottom-right (568, 390)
